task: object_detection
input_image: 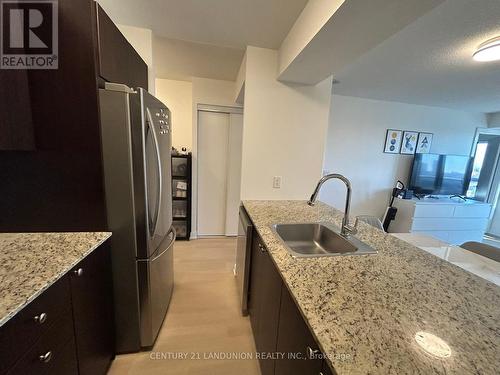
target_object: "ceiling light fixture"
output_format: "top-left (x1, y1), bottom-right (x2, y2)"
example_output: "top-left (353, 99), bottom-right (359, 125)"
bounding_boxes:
top-left (473, 37), bottom-right (500, 62)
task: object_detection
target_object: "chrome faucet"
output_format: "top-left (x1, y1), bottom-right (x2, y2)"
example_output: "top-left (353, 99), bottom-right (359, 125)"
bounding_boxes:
top-left (307, 174), bottom-right (357, 237)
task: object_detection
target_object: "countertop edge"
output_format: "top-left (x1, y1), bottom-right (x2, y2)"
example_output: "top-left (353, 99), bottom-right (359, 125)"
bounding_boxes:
top-left (0, 232), bottom-right (112, 328)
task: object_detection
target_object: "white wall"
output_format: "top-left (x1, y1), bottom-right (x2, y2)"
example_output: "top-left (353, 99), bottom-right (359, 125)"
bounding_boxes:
top-left (117, 24), bottom-right (155, 94)
top-left (240, 46), bottom-right (332, 200)
top-left (321, 95), bottom-right (487, 219)
top-left (279, 0), bottom-right (344, 76)
top-left (155, 79), bottom-right (193, 150)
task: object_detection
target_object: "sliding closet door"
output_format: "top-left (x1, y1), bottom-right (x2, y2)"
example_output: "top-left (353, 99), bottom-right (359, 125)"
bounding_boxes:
top-left (197, 111), bottom-right (230, 236)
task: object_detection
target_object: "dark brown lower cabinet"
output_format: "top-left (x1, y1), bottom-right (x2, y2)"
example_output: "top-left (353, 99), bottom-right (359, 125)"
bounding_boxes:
top-left (274, 286), bottom-right (323, 375)
top-left (248, 230), bottom-right (336, 375)
top-left (321, 360), bottom-right (336, 375)
top-left (70, 241), bottom-right (115, 375)
top-left (6, 313), bottom-right (77, 375)
top-left (248, 232), bottom-right (283, 375)
top-left (0, 241), bottom-right (114, 375)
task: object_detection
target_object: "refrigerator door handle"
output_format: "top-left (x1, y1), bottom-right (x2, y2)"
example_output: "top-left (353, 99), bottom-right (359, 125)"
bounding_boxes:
top-left (151, 228), bottom-right (176, 262)
top-left (146, 108), bottom-right (163, 238)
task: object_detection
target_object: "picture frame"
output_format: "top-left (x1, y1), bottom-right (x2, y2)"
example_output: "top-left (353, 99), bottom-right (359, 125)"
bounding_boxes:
top-left (416, 133), bottom-right (433, 154)
top-left (401, 131), bottom-right (419, 154)
top-left (384, 129), bottom-right (402, 154)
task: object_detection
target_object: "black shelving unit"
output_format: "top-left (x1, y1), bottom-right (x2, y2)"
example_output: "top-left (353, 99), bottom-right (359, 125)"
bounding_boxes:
top-left (171, 153), bottom-right (192, 240)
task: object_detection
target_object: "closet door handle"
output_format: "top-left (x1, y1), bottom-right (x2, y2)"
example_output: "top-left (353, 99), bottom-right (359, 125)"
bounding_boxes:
top-left (258, 244), bottom-right (266, 253)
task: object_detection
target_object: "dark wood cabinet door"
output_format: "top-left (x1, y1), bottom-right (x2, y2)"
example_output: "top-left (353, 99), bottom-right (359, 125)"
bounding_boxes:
top-left (5, 312), bottom-right (77, 375)
top-left (0, 71), bottom-right (34, 151)
top-left (321, 360), bottom-right (337, 375)
top-left (248, 231), bottom-right (282, 375)
top-left (95, 4), bottom-right (148, 89)
top-left (248, 231), bottom-right (263, 341)
top-left (275, 286), bottom-right (323, 375)
top-left (257, 244), bottom-right (282, 375)
top-left (70, 241), bottom-right (115, 375)
top-left (0, 276), bottom-right (71, 374)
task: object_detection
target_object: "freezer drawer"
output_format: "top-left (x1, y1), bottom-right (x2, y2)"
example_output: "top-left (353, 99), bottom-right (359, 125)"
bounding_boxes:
top-left (137, 229), bottom-right (175, 348)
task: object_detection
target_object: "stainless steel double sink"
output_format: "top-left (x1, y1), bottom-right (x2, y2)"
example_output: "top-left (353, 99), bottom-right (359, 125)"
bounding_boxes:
top-left (272, 223), bottom-right (377, 258)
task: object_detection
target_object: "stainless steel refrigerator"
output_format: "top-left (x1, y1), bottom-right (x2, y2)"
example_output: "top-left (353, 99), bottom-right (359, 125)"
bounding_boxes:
top-left (99, 83), bottom-right (174, 352)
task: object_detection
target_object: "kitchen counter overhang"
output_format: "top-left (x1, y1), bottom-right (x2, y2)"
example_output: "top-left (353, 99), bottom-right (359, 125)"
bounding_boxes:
top-left (0, 232), bottom-right (112, 327)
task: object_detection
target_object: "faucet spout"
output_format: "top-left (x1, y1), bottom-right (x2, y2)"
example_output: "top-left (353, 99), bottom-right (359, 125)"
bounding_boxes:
top-left (307, 173), bottom-right (356, 237)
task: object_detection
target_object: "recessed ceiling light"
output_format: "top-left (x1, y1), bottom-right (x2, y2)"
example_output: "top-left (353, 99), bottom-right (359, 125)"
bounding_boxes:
top-left (473, 37), bottom-right (500, 62)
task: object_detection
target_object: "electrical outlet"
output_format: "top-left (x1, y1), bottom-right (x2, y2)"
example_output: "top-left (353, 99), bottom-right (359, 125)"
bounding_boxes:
top-left (273, 176), bottom-right (282, 189)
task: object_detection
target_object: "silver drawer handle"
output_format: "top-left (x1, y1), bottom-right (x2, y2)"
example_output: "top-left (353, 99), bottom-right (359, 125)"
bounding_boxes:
top-left (39, 351), bottom-right (52, 363)
top-left (73, 268), bottom-right (84, 277)
top-left (307, 346), bottom-right (320, 359)
top-left (258, 244), bottom-right (266, 253)
top-left (33, 312), bottom-right (47, 324)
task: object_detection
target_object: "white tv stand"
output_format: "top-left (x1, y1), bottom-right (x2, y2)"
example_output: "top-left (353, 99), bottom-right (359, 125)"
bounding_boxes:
top-left (389, 196), bottom-right (491, 245)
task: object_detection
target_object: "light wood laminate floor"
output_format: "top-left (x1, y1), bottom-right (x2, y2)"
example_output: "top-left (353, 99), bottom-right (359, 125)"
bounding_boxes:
top-left (108, 238), bottom-right (261, 375)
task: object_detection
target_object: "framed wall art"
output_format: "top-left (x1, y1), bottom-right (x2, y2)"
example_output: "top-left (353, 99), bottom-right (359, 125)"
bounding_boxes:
top-left (384, 129), bottom-right (402, 154)
top-left (401, 131), bottom-right (418, 154)
top-left (416, 133), bottom-right (433, 154)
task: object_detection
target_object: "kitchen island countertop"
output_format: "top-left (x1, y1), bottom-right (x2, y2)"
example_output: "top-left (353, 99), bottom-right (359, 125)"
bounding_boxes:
top-left (243, 200), bottom-right (500, 375)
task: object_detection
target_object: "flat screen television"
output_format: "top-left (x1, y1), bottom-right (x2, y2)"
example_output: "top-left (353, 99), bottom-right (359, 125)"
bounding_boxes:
top-left (409, 153), bottom-right (473, 196)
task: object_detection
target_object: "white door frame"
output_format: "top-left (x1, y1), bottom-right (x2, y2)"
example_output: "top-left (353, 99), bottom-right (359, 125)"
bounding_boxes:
top-left (192, 104), bottom-right (243, 239)
top-left (471, 127), bottom-right (500, 236)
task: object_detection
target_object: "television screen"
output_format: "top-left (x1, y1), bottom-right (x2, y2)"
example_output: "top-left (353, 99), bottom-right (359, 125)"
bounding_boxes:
top-left (409, 154), bottom-right (472, 196)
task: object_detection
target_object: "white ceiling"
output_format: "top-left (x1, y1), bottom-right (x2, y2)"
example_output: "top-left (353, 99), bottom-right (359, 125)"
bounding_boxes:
top-left (97, 0), bottom-right (308, 49)
top-left (333, 0), bottom-right (500, 114)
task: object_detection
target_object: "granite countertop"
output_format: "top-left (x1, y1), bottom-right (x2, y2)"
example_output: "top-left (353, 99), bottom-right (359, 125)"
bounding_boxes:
top-left (0, 232), bottom-right (111, 327)
top-left (243, 200), bottom-right (500, 375)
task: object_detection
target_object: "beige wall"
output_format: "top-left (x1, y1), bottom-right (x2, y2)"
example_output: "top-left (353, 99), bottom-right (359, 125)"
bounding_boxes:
top-left (155, 79), bottom-right (193, 150)
top-left (321, 94), bottom-right (486, 219)
top-left (240, 46), bottom-right (332, 200)
top-left (117, 24), bottom-right (155, 94)
top-left (190, 77), bottom-right (240, 238)
top-left (154, 36), bottom-right (244, 82)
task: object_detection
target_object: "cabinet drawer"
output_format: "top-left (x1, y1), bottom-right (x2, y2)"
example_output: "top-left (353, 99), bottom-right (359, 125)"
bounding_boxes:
top-left (453, 205), bottom-right (491, 218)
top-left (0, 276), bottom-right (71, 374)
top-left (6, 312), bottom-right (77, 375)
top-left (413, 205), bottom-right (455, 218)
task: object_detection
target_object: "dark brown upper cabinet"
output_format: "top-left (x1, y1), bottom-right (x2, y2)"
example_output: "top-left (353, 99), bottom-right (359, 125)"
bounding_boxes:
top-left (0, 0), bottom-right (148, 231)
top-left (0, 71), bottom-right (35, 151)
top-left (95, 4), bottom-right (148, 90)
